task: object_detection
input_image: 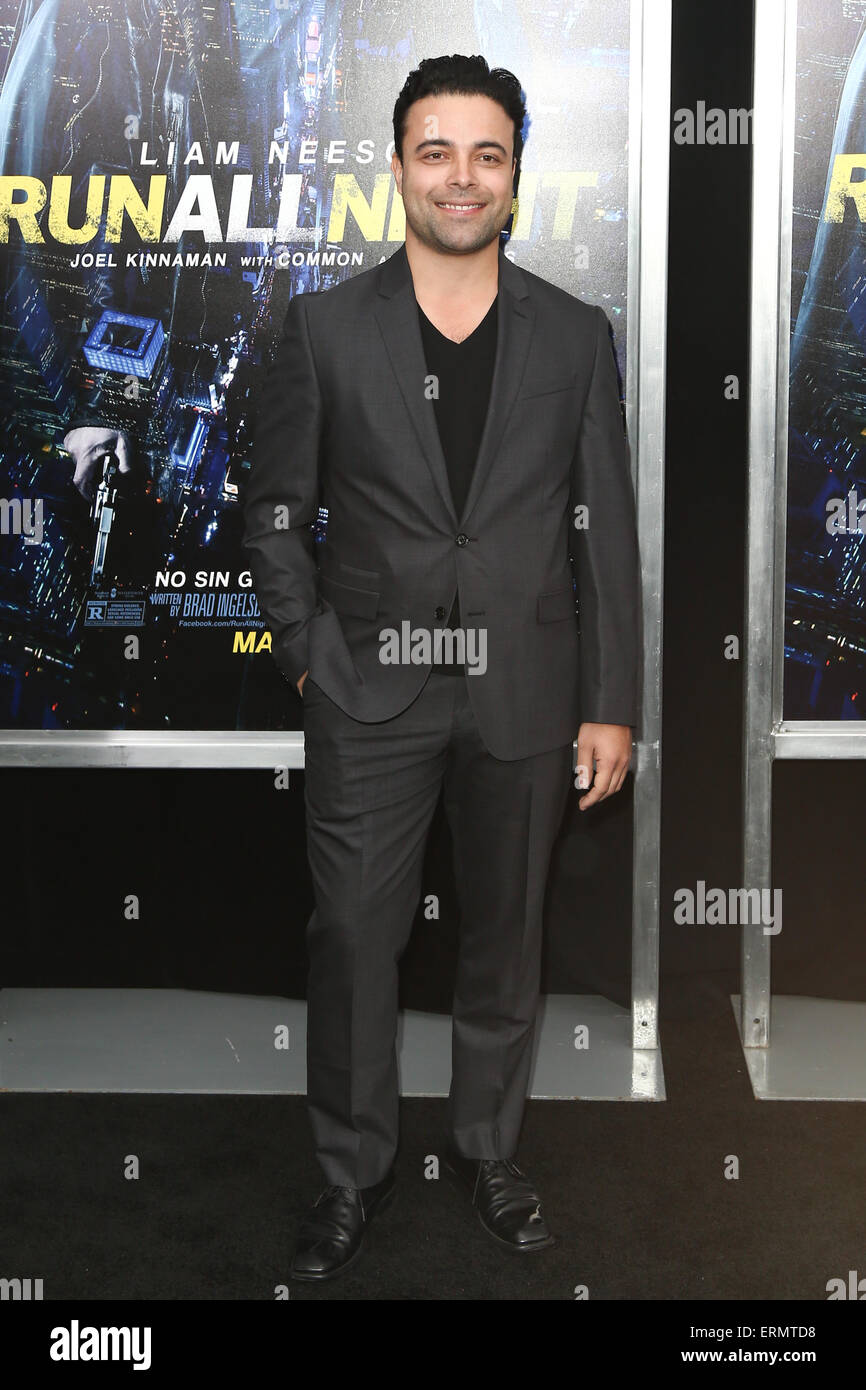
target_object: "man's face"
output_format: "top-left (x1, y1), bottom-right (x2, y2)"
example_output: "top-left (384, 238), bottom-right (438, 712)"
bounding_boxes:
top-left (391, 92), bottom-right (517, 256)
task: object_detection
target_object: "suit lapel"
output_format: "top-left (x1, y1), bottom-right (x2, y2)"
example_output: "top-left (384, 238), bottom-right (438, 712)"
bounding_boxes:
top-left (373, 240), bottom-right (534, 528)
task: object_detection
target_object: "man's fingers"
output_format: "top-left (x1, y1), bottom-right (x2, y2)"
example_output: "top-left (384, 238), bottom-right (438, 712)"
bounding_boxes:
top-left (575, 726), bottom-right (633, 808)
top-left (575, 741), bottom-right (593, 790)
top-left (577, 756), bottom-right (628, 808)
top-left (578, 758), bottom-right (615, 808)
top-left (71, 457), bottom-right (94, 500)
top-left (115, 432), bottom-right (132, 473)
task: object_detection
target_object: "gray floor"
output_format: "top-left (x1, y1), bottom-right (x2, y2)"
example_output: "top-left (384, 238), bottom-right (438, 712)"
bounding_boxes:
top-left (732, 993), bottom-right (866, 1099)
top-left (0, 989), bottom-right (665, 1099)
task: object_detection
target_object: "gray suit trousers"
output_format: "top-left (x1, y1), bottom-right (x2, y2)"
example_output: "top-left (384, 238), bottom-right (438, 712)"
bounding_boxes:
top-left (301, 665), bottom-right (574, 1188)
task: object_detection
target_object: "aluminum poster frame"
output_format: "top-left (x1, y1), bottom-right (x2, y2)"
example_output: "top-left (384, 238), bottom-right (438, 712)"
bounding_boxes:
top-left (743, 0), bottom-right (866, 1050)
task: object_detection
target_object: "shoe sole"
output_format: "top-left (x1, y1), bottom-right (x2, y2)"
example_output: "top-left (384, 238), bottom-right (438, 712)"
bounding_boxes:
top-left (289, 1182), bottom-right (396, 1282)
top-left (442, 1160), bottom-right (556, 1253)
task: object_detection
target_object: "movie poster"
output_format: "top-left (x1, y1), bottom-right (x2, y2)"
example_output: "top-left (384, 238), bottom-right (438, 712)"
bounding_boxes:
top-left (786, 0), bottom-right (866, 719)
top-left (0, 0), bottom-right (630, 736)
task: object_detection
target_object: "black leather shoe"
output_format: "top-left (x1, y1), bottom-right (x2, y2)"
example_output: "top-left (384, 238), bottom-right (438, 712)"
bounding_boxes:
top-left (290, 1168), bottom-right (396, 1281)
top-left (443, 1147), bottom-right (554, 1251)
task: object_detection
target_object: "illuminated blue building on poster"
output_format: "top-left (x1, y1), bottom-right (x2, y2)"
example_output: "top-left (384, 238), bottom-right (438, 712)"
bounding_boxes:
top-left (82, 312), bottom-right (164, 379)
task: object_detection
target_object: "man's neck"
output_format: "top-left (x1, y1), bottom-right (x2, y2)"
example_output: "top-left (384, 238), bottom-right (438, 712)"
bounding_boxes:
top-left (404, 233), bottom-right (501, 306)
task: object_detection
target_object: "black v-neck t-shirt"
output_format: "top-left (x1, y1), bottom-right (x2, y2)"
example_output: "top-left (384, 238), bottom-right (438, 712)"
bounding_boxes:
top-left (417, 294), bottom-right (498, 672)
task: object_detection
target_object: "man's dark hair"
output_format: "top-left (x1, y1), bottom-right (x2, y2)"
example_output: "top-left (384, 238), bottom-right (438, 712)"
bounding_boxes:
top-left (393, 54), bottom-right (527, 191)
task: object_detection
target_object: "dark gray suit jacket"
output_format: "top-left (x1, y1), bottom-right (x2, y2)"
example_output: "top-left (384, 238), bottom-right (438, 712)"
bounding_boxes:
top-left (242, 240), bottom-right (641, 760)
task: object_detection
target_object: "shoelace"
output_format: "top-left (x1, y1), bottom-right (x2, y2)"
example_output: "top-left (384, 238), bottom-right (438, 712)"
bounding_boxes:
top-left (317, 1184), bottom-right (355, 1202)
top-left (300, 1185), bottom-right (363, 1243)
top-left (476, 1159), bottom-right (544, 1220)
top-left (479, 1158), bottom-right (525, 1179)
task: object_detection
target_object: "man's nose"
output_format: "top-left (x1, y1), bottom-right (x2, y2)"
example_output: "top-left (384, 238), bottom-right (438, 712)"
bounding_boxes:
top-left (448, 161), bottom-right (477, 185)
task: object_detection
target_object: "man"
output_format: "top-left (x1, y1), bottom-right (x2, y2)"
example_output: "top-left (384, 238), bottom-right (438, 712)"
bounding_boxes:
top-left (242, 53), bottom-right (641, 1281)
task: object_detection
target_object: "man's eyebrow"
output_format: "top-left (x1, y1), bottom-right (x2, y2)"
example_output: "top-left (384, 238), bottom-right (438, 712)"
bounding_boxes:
top-left (412, 138), bottom-right (510, 156)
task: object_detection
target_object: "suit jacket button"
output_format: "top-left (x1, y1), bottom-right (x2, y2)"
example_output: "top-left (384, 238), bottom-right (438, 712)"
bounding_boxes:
top-left (455, 533), bottom-right (469, 546)
top-left (435, 606), bottom-right (447, 620)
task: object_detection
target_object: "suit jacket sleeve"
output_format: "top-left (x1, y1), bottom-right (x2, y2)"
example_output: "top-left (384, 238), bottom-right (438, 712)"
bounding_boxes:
top-left (242, 293), bottom-right (323, 687)
top-left (570, 305), bottom-right (641, 727)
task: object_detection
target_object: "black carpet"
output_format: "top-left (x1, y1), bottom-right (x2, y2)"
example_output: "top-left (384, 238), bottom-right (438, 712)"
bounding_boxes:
top-left (3, 971), bottom-right (864, 1302)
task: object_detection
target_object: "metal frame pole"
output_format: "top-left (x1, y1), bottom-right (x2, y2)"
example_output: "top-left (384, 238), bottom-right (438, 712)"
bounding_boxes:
top-left (630, 0), bottom-right (670, 1050)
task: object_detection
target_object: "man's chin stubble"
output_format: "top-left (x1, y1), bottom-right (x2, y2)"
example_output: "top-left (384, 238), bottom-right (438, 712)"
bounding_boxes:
top-left (410, 211), bottom-right (505, 255)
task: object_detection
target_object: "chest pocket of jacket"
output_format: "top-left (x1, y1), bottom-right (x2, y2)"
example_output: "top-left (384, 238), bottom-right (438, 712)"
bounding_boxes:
top-left (320, 573), bottom-right (380, 619)
top-left (517, 370), bottom-right (577, 401)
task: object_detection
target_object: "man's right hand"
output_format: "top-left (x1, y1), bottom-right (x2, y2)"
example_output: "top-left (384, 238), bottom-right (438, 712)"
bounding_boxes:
top-left (62, 426), bottom-right (133, 501)
top-left (297, 670), bottom-right (309, 696)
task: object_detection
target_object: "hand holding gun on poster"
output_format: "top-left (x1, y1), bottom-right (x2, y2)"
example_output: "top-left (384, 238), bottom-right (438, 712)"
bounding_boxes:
top-left (61, 428), bottom-right (133, 584)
